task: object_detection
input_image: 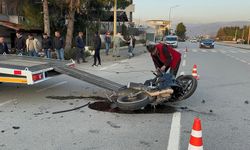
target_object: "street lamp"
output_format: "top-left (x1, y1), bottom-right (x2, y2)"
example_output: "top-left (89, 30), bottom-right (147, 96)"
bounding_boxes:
top-left (168, 5), bottom-right (180, 35)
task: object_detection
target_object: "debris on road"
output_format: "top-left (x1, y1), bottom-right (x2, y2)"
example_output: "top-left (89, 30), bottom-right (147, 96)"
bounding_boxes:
top-left (52, 102), bottom-right (90, 114)
top-left (107, 121), bottom-right (121, 128)
top-left (202, 99), bottom-right (206, 104)
top-left (1, 130), bottom-right (5, 133)
top-left (12, 126), bottom-right (20, 130)
top-left (46, 95), bottom-right (108, 101)
top-left (244, 100), bottom-right (249, 104)
top-left (209, 109), bottom-right (213, 113)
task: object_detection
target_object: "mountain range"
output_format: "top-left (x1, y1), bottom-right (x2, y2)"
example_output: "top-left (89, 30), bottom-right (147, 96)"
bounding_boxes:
top-left (185, 21), bottom-right (250, 37)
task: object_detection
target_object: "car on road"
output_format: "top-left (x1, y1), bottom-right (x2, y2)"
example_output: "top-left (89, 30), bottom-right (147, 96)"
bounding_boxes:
top-left (163, 35), bottom-right (178, 48)
top-left (190, 38), bottom-right (198, 43)
top-left (199, 39), bottom-right (215, 48)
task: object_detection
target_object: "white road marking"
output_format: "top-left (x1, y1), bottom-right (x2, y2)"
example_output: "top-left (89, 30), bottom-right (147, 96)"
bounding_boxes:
top-left (167, 112), bottom-right (181, 150)
top-left (36, 81), bottom-right (68, 93)
top-left (184, 54), bottom-right (187, 58)
top-left (120, 59), bottom-right (129, 63)
top-left (180, 72), bottom-right (185, 75)
top-left (211, 50), bottom-right (217, 53)
top-left (201, 49), bottom-right (207, 53)
top-left (220, 50), bottom-right (226, 53)
top-left (240, 60), bottom-right (247, 63)
top-left (0, 99), bottom-right (16, 107)
top-left (192, 49), bottom-right (198, 52)
top-left (182, 60), bottom-right (186, 67)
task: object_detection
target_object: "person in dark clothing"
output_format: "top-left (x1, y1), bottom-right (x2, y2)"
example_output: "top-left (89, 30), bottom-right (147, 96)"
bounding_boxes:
top-left (92, 32), bottom-right (102, 67)
top-left (132, 35), bottom-right (136, 49)
top-left (146, 42), bottom-right (181, 77)
top-left (53, 31), bottom-right (65, 60)
top-left (0, 36), bottom-right (9, 54)
top-left (104, 31), bottom-right (111, 55)
top-left (42, 33), bottom-right (53, 58)
top-left (15, 31), bottom-right (26, 55)
top-left (75, 31), bottom-right (87, 63)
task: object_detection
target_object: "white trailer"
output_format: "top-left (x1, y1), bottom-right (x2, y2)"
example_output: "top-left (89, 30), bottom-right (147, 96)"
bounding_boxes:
top-left (0, 55), bottom-right (75, 85)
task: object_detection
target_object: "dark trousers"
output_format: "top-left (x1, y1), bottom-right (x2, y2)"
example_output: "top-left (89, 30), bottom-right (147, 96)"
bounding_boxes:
top-left (76, 48), bottom-right (85, 63)
top-left (169, 59), bottom-right (181, 77)
top-left (93, 48), bottom-right (101, 65)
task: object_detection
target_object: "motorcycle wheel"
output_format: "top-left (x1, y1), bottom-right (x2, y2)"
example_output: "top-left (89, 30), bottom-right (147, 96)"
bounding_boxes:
top-left (176, 75), bottom-right (198, 100)
top-left (116, 92), bottom-right (150, 111)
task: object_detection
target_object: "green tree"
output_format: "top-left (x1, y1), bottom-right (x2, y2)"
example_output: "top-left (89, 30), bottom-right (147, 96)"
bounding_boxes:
top-left (176, 22), bottom-right (186, 39)
top-left (22, 0), bottom-right (43, 29)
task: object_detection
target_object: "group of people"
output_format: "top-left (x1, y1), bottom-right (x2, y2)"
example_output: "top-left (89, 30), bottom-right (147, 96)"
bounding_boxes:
top-left (104, 31), bottom-right (136, 58)
top-left (15, 31), bottom-right (65, 60)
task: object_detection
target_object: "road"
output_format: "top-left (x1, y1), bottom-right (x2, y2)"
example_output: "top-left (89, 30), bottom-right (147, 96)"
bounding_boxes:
top-left (1, 42), bottom-right (250, 150)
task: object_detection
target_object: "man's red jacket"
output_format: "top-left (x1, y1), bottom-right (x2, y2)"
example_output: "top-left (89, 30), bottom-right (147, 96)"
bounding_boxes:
top-left (151, 43), bottom-right (181, 69)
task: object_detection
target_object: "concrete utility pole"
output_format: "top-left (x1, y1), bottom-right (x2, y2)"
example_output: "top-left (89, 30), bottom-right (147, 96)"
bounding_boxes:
top-left (168, 5), bottom-right (179, 35)
top-left (248, 26), bottom-right (250, 45)
top-left (43, 0), bottom-right (50, 35)
top-left (113, 0), bottom-right (117, 37)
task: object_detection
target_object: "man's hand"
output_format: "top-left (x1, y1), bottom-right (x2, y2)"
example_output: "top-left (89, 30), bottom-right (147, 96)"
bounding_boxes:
top-left (160, 65), bottom-right (166, 72)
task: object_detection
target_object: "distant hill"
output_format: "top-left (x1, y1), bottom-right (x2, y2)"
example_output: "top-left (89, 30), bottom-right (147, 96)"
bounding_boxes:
top-left (186, 21), bottom-right (250, 37)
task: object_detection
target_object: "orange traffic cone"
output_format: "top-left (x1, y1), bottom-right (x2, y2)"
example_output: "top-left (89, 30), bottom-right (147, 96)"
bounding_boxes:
top-left (192, 64), bottom-right (199, 80)
top-left (188, 118), bottom-right (203, 150)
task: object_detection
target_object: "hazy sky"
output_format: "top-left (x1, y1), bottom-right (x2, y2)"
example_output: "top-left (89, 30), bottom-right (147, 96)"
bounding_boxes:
top-left (134, 0), bottom-right (250, 24)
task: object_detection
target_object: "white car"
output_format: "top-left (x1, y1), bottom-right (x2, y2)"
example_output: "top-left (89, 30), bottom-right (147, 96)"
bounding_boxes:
top-left (163, 35), bottom-right (178, 48)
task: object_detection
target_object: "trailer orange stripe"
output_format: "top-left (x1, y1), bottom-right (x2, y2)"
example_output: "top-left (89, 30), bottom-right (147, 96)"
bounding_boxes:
top-left (0, 77), bottom-right (27, 83)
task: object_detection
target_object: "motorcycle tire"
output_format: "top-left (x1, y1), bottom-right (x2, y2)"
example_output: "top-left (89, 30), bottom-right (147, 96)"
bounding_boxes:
top-left (176, 75), bottom-right (198, 100)
top-left (116, 93), bottom-right (150, 111)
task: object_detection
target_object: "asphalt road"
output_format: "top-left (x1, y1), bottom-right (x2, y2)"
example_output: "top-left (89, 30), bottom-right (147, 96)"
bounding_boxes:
top-left (0, 42), bottom-right (250, 150)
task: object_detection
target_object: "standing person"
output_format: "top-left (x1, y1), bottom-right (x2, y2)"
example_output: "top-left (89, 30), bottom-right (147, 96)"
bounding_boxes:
top-left (42, 33), bottom-right (53, 58)
top-left (128, 35), bottom-right (134, 58)
top-left (15, 31), bottom-right (26, 55)
top-left (0, 36), bottom-right (9, 54)
top-left (53, 31), bottom-right (65, 60)
top-left (132, 35), bottom-right (136, 50)
top-left (75, 31), bottom-right (87, 64)
top-left (104, 31), bottom-right (111, 55)
top-left (92, 32), bottom-right (102, 67)
top-left (26, 34), bottom-right (40, 57)
top-left (112, 32), bottom-right (126, 57)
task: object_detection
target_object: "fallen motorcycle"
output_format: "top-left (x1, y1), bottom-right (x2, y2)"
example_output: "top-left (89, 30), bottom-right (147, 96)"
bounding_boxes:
top-left (111, 71), bottom-right (198, 111)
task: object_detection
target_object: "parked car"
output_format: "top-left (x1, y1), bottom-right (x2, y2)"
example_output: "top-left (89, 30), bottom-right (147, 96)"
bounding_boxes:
top-left (236, 39), bottom-right (245, 44)
top-left (199, 39), bottom-right (215, 48)
top-left (163, 35), bottom-right (178, 48)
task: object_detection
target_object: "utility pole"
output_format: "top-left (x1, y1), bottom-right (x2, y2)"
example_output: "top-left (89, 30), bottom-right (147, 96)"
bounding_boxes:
top-left (248, 26), bottom-right (250, 45)
top-left (242, 28), bottom-right (245, 40)
top-left (113, 0), bottom-right (117, 37)
top-left (234, 28), bottom-right (238, 41)
top-left (43, 0), bottom-right (50, 35)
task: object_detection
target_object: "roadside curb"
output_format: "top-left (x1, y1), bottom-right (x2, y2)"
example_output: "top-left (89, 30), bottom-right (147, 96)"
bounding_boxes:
top-left (216, 42), bottom-right (250, 50)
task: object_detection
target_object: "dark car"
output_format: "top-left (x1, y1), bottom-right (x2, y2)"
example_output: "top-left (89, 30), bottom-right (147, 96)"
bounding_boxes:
top-left (199, 39), bottom-right (215, 48)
